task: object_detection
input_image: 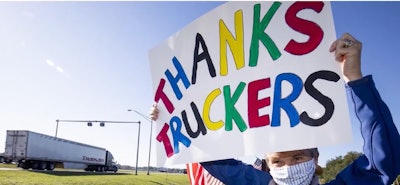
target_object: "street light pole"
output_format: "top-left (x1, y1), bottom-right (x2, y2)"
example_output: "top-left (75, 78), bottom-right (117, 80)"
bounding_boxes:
top-left (147, 120), bottom-right (153, 175)
top-left (128, 109), bottom-right (153, 175)
top-left (55, 119), bottom-right (59, 138)
top-left (135, 121), bottom-right (141, 175)
top-left (55, 119), bottom-right (141, 175)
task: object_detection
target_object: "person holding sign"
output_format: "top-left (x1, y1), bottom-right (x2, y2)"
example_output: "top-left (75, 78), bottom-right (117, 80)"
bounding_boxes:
top-left (150, 33), bottom-right (400, 185)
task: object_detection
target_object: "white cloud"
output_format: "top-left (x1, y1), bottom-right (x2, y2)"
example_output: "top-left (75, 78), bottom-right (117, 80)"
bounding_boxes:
top-left (44, 59), bottom-right (71, 79)
top-left (46, 59), bottom-right (55, 67)
top-left (56, 66), bottom-right (64, 73)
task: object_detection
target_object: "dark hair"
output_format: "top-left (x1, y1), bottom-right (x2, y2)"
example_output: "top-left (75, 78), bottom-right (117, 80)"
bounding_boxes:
top-left (310, 148), bottom-right (319, 158)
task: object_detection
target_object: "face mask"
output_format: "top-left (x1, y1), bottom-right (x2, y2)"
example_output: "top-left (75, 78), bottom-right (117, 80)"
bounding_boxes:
top-left (269, 159), bottom-right (316, 185)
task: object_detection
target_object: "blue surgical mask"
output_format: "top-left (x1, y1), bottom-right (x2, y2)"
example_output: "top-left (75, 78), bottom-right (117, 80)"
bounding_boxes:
top-left (269, 159), bottom-right (316, 185)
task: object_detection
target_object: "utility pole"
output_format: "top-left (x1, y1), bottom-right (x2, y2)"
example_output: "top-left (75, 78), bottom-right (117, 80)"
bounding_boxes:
top-left (128, 109), bottom-right (153, 175)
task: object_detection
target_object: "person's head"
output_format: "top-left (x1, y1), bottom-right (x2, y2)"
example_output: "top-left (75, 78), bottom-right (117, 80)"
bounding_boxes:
top-left (264, 148), bottom-right (322, 185)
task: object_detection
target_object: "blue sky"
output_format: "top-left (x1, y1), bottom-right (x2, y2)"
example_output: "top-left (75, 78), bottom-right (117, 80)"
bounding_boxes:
top-left (1, 1), bottom-right (399, 168)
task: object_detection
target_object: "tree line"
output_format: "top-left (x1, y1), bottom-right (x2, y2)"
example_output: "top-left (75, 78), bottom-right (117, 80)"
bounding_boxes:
top-left (319, 151), bottom-right (400, 184)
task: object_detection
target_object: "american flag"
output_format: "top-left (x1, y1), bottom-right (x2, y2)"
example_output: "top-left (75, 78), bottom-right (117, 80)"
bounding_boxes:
top-left (186, 162), bottom-right (224, 185)
top-left (252, 157), bottom-right (263, 171)
top-left (186, 158), bottom-right (264, 185)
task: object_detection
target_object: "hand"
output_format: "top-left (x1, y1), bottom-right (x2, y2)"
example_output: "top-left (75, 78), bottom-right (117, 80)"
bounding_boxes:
top-left (149, 103), bottom-right (159, 121)
top-left (329, 33), bottom-right (363, 83)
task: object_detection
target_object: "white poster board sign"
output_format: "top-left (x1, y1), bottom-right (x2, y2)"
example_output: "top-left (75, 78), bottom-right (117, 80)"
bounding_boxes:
top-left (148, 1), bottom-right (351, 166)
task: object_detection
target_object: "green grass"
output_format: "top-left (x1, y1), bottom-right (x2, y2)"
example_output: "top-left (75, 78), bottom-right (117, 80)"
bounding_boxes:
top-left (0, 163), bottom-right (17, 168)
top-left (0, 167), bottom-right (189, 185)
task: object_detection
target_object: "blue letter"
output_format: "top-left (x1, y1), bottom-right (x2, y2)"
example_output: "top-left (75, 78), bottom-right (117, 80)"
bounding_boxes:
top-left (271, 73), bottom-right (303, 127)
top-left (170, 116), bottom-right (191, 154)
top-left (165, 57), bottom-right (191, 100)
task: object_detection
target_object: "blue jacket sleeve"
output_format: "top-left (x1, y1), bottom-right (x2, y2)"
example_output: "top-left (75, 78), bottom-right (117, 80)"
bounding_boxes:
top-left (201, 158), bottom-right (271, 185)
top-left (327, 75), bottom-right (400, 185)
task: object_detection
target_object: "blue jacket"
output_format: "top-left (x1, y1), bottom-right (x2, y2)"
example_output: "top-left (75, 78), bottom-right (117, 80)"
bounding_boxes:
top-left (201, 76), bottom-right (400, 185)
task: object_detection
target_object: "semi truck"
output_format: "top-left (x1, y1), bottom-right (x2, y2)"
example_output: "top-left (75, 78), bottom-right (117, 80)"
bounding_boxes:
top-left (0, 152), bottom-right (4, 163)
top-left (4, 130), bottom-right (118, 172)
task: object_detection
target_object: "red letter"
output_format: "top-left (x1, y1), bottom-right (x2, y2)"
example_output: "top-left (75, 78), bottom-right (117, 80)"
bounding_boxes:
top-left (248, 78), bottom-right (271, 128)
top-left (154, 79), bottom-right (175, 113)
top-left (156, 123), bottom-right (174, 158)
top-left (284, 2), bottom-right (324, 55)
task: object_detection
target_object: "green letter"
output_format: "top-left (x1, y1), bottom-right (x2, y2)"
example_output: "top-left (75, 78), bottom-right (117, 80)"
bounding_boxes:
top-left (249, 2), bottom-right (282, 67)
top-left (224, 82), bottom-right (247, 132)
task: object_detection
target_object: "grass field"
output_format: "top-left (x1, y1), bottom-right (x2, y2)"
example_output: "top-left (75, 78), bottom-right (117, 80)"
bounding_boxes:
top-left (0, 164), bottom-right (190, 185)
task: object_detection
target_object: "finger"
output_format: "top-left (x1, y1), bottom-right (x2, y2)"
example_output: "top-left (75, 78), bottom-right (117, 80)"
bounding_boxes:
top-left (341, 32), bottom-right (356, 42)
top-left (149, 109), bottom-right (159, 115)
top-left (333, 33), bottom-right (359, 62)
top-left (329, 39), bottom-right (338, 52)
top-left (151, 114), bottom-right (158, 120)
top-left (149, 104), bottom-right (159, 117)
top-left (335, 52), bottom-right (345, 62)
top-left (334, 46), bottom-right (348, 62)
top-left (340, 39), bottom-right (355, 49)
top-left (330, 33), bottom-right (355, 53)
top-left (339, 33), bottom-right (358, 48)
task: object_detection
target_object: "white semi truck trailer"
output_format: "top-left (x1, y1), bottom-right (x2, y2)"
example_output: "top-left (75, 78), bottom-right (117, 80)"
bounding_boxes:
top-left (4, 130), bottom-right (118, 172)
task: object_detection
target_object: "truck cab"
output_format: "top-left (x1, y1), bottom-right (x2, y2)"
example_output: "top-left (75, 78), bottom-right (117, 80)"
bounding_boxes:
top-left (84, 150), bottom-right (118, 172)
top-left (105, 151), bottom-right (118, 172)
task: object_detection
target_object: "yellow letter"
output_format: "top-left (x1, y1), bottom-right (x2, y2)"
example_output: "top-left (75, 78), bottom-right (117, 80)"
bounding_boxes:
top-left (203, 88), bottom-right (224, 130)
top-left (219, 10), bottom-right (245, 76)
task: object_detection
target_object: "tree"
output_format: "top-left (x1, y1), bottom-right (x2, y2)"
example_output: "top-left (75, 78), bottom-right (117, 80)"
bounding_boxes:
top-left (319, 151), bottom-right (362, 183)
top-left (393, 175), bottom-right (400, 185)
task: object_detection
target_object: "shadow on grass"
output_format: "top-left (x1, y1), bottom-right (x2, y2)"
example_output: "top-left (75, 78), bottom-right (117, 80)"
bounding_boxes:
top-left (148, 181), bottom-right (163, 185)
top-left (30, 170), bottom-right (132, 176)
